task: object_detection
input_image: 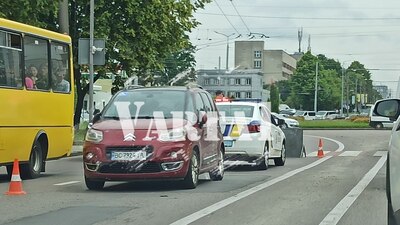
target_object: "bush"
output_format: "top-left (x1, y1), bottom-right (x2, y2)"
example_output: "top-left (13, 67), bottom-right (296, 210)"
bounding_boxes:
top-left (353, 117), bottom-right (369, 123)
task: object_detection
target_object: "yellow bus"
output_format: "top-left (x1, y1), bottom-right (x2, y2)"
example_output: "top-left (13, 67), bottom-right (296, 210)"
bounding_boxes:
top-left (0, 18), bottom-right (74, 179)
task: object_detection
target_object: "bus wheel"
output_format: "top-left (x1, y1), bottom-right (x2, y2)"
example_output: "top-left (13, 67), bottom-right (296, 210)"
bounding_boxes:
top-left (21, 140), bottom-right (43, 179)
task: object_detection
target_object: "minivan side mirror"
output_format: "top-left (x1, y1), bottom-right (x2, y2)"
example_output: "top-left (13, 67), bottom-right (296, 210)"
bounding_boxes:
top-left (198, 112), bottom-right (208, 128)
top-left (374, 99), bottom-right (400, 121)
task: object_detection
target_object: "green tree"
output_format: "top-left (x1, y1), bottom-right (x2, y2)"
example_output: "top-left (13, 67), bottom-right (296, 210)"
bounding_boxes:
top-left (286, 52), bottom-right (318, 110)
top-left (270, 83), bottom-right (280, 113)
top-left (0, 0), bottom-right (59, 29)
top-left (154, 44), bottom-right (197, 86)
top-left (68, 0), bottom-right (210, 126)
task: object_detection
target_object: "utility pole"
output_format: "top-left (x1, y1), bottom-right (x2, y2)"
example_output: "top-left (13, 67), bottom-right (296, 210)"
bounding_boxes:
top-left (355, 78), bottom-right (358, 113)
top-left (341, 68), bottom-right (344, 117)
top-left (88, 0), bottom-right (94, 122)
top-left (214, 31), bottom-right (235, 70)
top-left (58, 0), bottom-right (69, 34)
top-left (314, 61), bottom-right (318, 113)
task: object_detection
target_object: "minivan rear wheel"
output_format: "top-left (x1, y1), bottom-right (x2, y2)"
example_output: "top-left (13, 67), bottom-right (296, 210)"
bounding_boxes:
top-left (209, 148), bottom-right (224, 181)
top-left (182, 150), bottom-right (199, 189)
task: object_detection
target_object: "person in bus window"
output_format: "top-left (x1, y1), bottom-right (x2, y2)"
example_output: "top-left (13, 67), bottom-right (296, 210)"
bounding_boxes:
top-left (0, 69), bottom-right (6, 86)
top-left (25, 65), bottom-right (38, 89)
top-left (53, 69), bottom-right (70, 92)
top-left (36, 62), bottom-right (49, 89)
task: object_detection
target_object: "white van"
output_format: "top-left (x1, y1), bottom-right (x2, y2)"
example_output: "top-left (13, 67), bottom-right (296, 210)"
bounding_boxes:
top-left (315, 111), bottom-right (338, 120)
top-left (369, 99), bottom-right (396, 129)
top-left (294, 110), bottom-right (316, 120)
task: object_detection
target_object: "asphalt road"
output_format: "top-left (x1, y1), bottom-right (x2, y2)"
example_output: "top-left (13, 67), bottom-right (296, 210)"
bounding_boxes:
top-left (0, 130), bottom-right (390, 225)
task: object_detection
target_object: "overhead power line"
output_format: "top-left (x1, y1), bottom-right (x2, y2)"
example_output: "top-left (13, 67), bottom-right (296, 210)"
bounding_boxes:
top-left (214, 0), bottom-right (240, 34)
top-left (197, 12), bottom-right (400, 21)
top-left (229, 0), bottom-right (251, 34)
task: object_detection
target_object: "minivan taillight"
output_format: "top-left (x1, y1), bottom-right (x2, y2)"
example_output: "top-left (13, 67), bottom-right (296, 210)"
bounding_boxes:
top-left (248, 120), bottom-right (261, 133)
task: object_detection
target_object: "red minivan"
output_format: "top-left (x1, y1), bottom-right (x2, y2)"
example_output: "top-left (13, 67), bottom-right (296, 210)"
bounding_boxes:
top-left (83, 86), bottom-right (224, 190)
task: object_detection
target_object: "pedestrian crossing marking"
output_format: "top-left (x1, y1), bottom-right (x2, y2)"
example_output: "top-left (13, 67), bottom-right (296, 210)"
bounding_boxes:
top-left (338, 151), bottom-right (362, 157)
top-left (373, 151), bottom-right (387, 157)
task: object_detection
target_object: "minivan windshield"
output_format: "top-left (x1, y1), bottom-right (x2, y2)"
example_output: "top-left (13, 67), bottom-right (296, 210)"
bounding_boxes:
top-left (103, 90), bottom-right (186, 119)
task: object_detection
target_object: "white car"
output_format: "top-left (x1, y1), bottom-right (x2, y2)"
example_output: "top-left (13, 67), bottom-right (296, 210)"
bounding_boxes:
top-left (315, 110), bottom-right (338, 120)
top-left (293, 110), bottom-right (316, 120)
top-left (372, 99), bottom-right (400, 224)
top-left (271, 112), bottom-right (299, 129)
top-left (216, 101), bottom-right (286, 170)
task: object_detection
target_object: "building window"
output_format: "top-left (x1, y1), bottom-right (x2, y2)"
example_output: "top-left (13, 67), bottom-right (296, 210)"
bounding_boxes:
top-left (215, 78), bottom-right (220, 85)
top-left (204, 79), bottom-right (209, 85)
top-left (235, 92), bottom-right (241, 98)
top-left (235, 78), bottom-right (241, 85)
top-left (254, 60), bottom-right (262, 69)
top-left (254, 50), bottom-right (262, 58)
top-left (246, 78), bottom-right (251, 85)
top-left (246, 92), bottom-right (252, 98)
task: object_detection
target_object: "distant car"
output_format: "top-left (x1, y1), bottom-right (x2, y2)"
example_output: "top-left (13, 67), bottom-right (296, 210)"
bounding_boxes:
top-left (83, 86), bottom-right (225, 190)
top-left (271, 112), bottom-right (299, 129)
top-left (370, 99), bottom-right (396, 129)
top-left (293, 110), bottom-right (316, 120)
top-left (216, 101), bottom-right (286, 170)
top-left (315, 111), bottom-right (338, 120)
top-left (372, 98), bottom-right (400, 224)
top-left (279, 104), bottom-right (296, 115)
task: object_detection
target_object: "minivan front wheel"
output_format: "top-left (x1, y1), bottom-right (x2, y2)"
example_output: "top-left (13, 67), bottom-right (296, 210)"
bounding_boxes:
top-left (182, 150), bottom-right (199, 189)
top-left (85, 176), bottom-right (105, 190)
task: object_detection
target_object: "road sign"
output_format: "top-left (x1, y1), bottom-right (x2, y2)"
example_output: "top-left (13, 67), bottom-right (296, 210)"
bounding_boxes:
top-left (78, 38), bottom-right (105, 65)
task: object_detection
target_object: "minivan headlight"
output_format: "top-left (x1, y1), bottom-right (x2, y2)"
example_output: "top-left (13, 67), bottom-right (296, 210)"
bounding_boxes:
top-left (85, 129), bottom-right (103, 143)
top-left (158, 128), bottom-right (186, 142)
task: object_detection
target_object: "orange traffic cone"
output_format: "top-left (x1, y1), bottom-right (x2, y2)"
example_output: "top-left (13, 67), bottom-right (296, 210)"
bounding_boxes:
top-left (317, 139), bottom-right (324, 158)
top-left (5, 159), bottom-right (26, 195)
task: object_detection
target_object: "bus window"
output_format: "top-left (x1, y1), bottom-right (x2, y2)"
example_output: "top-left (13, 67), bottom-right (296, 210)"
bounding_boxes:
top-left (0, 30), bottom-right (22, 88)
top-left (24, 35), bottom-right (49, 90)
top-left (51, 42), bottom-right (70, 93)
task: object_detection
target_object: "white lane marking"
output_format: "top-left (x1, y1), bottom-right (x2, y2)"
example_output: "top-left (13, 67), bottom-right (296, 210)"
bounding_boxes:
top-left (338, 151), bottom-right (362, 157)
top-left (319, 153), bottom-right (387, 225)
top-left (170, 156), bottom-right (333, 225)
top-left (374, 151), bottom-right (388, 157)
top-left (308, 151), bottom-right (331, 157)
top-left (54, 181), bottom-right (81, 186)
top-left (306, 135), bottom-right (345, 152)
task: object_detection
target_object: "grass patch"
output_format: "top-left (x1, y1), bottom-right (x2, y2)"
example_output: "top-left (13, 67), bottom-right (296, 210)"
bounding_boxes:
top-left (74, 121), bottom-right (89, 142)
top-left (299, 119), bottom-right (370, 128)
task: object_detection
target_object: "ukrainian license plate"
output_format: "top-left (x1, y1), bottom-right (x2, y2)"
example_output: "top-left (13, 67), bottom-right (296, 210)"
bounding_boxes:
top-left (111, 151), bottom-right (147, 161)
top-left (224, 140), bottom-right (233, 147)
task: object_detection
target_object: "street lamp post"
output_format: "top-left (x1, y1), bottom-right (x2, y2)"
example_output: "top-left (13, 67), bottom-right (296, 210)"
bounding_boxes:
top-left (314, 61), bottom-right (318, 113)
top-left (214, 31), bottom-right (235, 70)
top-left (341, 68), bottom-right (345, 117)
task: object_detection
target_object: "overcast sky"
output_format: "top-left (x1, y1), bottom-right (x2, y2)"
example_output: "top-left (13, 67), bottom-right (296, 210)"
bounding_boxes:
top-left (189, 0), bottom-right (400, 96)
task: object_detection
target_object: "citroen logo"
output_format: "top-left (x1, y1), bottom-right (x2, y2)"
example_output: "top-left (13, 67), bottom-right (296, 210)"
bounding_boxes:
top-left (123, 133), bottom-right (136, 141)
